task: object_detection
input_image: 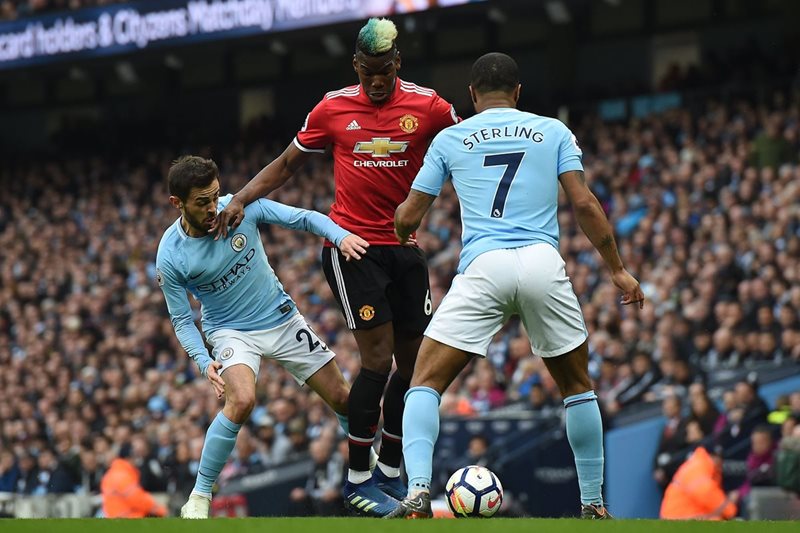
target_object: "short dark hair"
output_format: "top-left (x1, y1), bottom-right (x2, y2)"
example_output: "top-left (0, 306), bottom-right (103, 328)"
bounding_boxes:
top-left (470, 52), bottom-right (519, 94)
top-left (752, 424), bottom-right (774, 437)
top-left (168, 155), bottom-right (219, 201)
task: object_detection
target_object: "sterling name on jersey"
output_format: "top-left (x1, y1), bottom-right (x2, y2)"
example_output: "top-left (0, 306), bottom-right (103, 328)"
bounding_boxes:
top-left (156, 194), bottom-right (349, 369)
top-left (295, 79), bottom-right (459, 245)
top-left (412, 107), bottom-right (584, 273)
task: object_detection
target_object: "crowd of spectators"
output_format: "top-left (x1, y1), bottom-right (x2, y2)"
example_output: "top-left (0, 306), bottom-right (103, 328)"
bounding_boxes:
top-left (653, 380), bottom-right (797, 487)
top-left (653, 377), bottom-right (800, 518)
top-left (0, 88), bottom-right (798, 515)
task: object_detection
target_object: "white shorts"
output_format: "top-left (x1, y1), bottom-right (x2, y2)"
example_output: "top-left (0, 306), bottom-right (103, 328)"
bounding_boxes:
top-left (206, 312), bottom-right (335, 385)
top-left (425, 243), bottom-right (587, 358)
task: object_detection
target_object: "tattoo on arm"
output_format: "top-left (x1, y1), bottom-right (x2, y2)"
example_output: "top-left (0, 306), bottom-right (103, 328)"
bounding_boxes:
top-left (577, 171), bottom-right (586, 184)
top-left (599, 234), bottom-right (616, 253)
top-left (597, 233), bottom-right (623, 272)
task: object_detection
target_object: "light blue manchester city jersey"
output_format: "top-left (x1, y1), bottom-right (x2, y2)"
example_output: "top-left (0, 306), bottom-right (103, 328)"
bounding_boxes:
top-left (156, 194), bottom-right (350, 372)
top-left (412, 107), bottom-right (583, 273)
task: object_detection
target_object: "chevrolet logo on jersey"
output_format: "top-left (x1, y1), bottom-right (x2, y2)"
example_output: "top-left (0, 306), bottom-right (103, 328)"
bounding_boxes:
top-left (354, 138), bottom-right (409, 157)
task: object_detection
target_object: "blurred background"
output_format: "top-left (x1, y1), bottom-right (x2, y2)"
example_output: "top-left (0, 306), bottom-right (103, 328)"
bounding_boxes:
top-left (1, 0), bottom-right (799, 520)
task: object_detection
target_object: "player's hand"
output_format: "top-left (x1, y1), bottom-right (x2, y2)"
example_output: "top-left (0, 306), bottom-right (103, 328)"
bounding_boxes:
top-left (611, 269), bottom-right (644, 309)
top-left (210, 196), bottom-right (245, 240)
top-left (206, 361), bottom-right (226, 399)
top-left (339, 234), bottom-right (369, 261)
top-left (394, 229), bottom-right (417, 246)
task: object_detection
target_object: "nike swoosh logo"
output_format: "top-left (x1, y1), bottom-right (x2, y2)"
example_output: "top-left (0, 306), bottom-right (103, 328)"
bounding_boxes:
top-left (188, 270), bottom-right (206, 280)
top-left (405, 499), bottom-right (425, 510)
top-left (487, 496), bottom-right (500, 509)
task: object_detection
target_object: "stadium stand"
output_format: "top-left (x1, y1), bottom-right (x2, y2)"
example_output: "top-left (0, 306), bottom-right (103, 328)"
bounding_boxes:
top-left (1, 0), bottom-right (799, 519)
top-left (0, 90), bottom-right (798, 516)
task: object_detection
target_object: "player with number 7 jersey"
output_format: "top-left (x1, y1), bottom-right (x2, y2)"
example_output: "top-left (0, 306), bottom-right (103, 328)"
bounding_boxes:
top-left (391, 52), bottom-right (643, 520)
top-left (410, 109), bottom-right (580, 275)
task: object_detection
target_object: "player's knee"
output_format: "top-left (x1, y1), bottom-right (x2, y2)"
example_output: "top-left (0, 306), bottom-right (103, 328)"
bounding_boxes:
top-left (408, 348), bottom-right (439, 389)
top-left (409, 365), bottom-right (446, 392)
top-left (360, 353), bottom-right (393, 374)
top-left (354, 329), bottom-right (394, 373)
top-left (409, 367), bottom-right (432, 389)
top-left (227, 392), bottom-right (256, 420)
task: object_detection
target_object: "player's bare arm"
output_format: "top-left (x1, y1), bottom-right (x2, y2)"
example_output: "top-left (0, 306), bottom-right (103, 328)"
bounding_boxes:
top-left (559, 169), bottom-right (644, 308)
top-left (394, 189), bottom-right (436, 244)
top-left (212, 143), bottom-right (313, 239)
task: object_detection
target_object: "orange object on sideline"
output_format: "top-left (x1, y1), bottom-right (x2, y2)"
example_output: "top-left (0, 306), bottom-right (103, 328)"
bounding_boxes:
top-left (100, 458), bottom-right (168, 518)
top-left (660, 447), bottom-right (737, 520)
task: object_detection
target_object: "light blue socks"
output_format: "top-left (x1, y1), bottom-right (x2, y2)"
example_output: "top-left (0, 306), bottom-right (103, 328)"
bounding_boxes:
top-left (402, 386), bottom-right (441, 493)
top-left (403, 386), bottom-right (603, 504)
top-left (564, 390), bottom-right (604, 505)
top-left (193, 412), bottom-right (242, 496)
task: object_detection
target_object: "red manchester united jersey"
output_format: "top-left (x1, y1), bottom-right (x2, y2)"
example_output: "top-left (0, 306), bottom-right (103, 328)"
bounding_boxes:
top-left (294, 79), bottom-right (459, 245)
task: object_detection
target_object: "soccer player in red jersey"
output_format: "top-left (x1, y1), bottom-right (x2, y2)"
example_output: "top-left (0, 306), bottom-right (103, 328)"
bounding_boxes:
top-left (212, 18), bottom-right (459, 516)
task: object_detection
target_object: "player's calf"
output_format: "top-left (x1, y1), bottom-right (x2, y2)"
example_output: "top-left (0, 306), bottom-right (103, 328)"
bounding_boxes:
top-left (347, 368), bottom-right (388, 476)
top-left (408, 338), bottom-right (473, 393)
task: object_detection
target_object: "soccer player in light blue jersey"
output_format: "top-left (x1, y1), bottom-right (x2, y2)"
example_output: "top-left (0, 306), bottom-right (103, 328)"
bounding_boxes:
top-left (156, 156), bottom-right (369, 519)
top-left (388, 53), bottom-right (645, 519)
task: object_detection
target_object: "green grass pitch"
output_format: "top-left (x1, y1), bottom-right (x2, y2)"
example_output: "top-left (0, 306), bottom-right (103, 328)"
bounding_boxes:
top-left (0, 518), bottom-right (798, 533)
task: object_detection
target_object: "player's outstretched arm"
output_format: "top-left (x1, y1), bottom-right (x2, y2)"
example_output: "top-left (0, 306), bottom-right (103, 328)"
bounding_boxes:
top-left (250, 198), bottom-right (369, 261)
top-left (395, 189), bottom-right (436, 244)
top-left (559, 169), bottom-right (644, 308)
top-left (211, 143), bottom-right (313, 239)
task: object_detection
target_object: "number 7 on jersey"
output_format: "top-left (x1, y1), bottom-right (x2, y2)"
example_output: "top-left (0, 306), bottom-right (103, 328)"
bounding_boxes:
top-left (484, 152), bottom-right (525, 218)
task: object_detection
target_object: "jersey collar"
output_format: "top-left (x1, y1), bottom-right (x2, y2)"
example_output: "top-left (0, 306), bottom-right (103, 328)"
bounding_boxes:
top-left (175, 218), bottom-right (189, 240)
top-left (482, 107), bottom-right (518, 113)
top-left (360, 77), bottom-right (401, 106)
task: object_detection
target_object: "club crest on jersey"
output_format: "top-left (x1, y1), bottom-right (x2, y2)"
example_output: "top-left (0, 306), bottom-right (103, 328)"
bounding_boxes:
top-left (399, 114), bottom-right (419, 133)
top-left (359, 305), bottom-right (375, 321)
top-left (155, 268), bottom-right (164, 287)
top-left (231, 233), bottom-right (247, 252)
top-left (354, 138), bottom-right (408, 157)
top-left (220, 347), bottom-right (234, 360)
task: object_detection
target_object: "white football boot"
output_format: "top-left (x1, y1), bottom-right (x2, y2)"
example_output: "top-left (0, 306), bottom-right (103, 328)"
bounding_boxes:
top-left (180, 493), bottom-right (211, 519)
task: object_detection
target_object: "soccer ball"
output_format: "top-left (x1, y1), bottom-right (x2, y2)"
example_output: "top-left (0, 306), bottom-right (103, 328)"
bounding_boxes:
top-left (445, 465), bottom-right (503, 518)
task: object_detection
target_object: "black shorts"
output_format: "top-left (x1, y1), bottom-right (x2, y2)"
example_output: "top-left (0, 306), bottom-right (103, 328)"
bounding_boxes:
top-left (321, 245), bottom-right (432, 333)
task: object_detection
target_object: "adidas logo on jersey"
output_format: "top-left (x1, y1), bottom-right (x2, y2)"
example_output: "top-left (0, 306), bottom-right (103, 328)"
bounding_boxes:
top-left (346, 120), bottom-right (361, 131)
